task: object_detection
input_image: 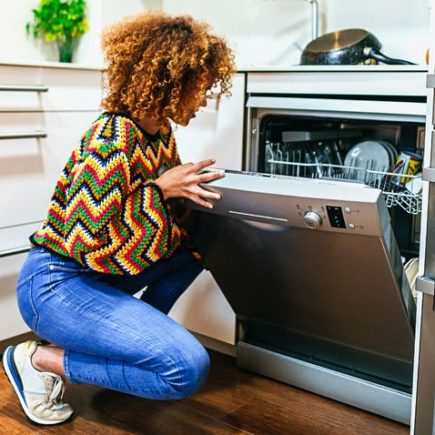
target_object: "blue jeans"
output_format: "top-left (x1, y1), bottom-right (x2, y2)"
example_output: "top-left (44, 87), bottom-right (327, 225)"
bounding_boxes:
top-left (16, 246), bottom-right (208, 400)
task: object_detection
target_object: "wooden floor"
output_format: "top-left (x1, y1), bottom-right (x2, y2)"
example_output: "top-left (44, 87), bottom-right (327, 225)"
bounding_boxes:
top-left (0, 348), bottom-right (408, 435)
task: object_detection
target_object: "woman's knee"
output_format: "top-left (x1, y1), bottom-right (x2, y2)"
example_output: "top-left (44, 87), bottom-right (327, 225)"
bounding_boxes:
top-left (166, 341), bottom-right (210, 398)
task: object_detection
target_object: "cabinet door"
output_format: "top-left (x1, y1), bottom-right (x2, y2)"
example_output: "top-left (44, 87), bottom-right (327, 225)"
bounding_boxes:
top-left (411, 40), bottom-right (435, 435)
top-left (169, 271), bottom-right (236, 344)
top-left (0, 253), bottom-right (29, 341)
top-left (40, 68), bottom-right (102, 111)
top-left (169, 74), bottom-right (246, 344)
top-left (0, 111), bottom-right (99, 250)
top-left (174, 73), bottom-right (245, 170)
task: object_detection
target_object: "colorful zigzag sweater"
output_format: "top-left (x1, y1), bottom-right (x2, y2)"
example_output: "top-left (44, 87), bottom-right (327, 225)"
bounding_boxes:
top-left (32, 112), bottom-right (185, 275)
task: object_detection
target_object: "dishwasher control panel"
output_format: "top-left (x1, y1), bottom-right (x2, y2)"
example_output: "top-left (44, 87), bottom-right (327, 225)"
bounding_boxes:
top-left (195, 170), bottom-right (386, 237)
top-left (295, 201), bottom-right (370, 233)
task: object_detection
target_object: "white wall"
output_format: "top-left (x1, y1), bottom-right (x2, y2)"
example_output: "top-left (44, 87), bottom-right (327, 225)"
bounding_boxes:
top-left (162, 0), bottom-right (431, 67)
top-left (323, 0), bottom-right (430, 65)
top-left (0, 0), bottom-right (158, 66)
top-left (102, 0), bottom-right (162, 26)
top-left (163, 0), bottom-right (312, 68)
top-left (0, 0), bottom-right (431, 67)
top-left (0, 0), bottom-right (103, 65)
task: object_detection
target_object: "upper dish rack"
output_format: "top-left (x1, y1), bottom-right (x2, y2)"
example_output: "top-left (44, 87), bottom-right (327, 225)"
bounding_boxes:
top-left (265, 143), bottom-right (422, 215)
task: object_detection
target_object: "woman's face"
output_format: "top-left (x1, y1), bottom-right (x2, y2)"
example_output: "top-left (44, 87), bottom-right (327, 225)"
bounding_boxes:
top-left (180, 90), bottom-right (208, 126)
top-left (176, 77), bottom-right (216, 126)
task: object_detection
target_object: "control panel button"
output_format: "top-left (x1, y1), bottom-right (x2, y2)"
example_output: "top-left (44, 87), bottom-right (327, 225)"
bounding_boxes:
top-left (348, 223), bottom-right (355, 229)
top-left (303, 211), bottom-right (322, 229)
top-left (326, 206), bottom-right (346, 229)
top-left (344, 207), bottom-right (352, 214)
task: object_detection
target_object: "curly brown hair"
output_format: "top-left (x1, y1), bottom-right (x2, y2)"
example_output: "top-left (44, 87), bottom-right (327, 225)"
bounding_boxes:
top-left (101, 12), bottom-right (236, 126)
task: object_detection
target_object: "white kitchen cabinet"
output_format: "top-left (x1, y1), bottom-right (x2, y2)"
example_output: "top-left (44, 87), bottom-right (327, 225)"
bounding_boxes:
top-left (169, 73), bottom-right (246, 345)
top-left (0, 111), bottom-right (99, 247)
top-left (0, 64), bottom-right (102, 111)
top-left (174, 73), bottom-right (245, 170)
top-left (0, 63), bottom-right (102, 340)
top-left (169, 271), bottom-right (236, 344)
top-left (0, 253), bottom-right (29, 341)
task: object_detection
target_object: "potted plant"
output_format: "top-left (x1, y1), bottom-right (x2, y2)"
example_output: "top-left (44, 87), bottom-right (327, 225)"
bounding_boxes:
top-left (26, 0), bottom-right (89, 63)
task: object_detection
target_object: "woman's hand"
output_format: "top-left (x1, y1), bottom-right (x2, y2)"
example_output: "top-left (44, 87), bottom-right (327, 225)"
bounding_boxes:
top-left (154, 159), bottom-right (224, 208)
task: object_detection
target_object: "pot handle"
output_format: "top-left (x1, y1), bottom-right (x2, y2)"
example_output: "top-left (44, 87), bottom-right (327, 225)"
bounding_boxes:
top-left (365, 47), bottom-right (416, 65)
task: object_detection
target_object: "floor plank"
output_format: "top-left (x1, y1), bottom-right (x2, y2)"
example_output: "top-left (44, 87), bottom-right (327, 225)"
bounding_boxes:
top-left (0, 347), bottom-right (408, 434)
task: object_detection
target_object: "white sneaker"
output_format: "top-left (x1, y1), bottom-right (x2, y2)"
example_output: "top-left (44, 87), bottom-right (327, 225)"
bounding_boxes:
top-left (2, 341), bottom-right (73, 425)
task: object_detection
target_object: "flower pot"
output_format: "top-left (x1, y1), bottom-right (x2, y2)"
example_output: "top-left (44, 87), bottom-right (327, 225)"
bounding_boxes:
top-left (57, 37), bottom-right (75, 63)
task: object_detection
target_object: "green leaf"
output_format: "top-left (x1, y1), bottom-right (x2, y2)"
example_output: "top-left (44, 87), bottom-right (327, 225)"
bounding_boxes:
top-left (26, 0), bottom-right (89, 42)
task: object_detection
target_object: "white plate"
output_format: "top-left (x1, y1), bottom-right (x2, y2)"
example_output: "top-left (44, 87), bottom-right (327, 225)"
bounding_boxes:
top-left (344, 140), bottom-right (391, 181)
top-left (404, 257), bottom-right (419, 299)
top-left (405, 173), bottom-right (423, 195)
top-left (378, 140), bottom-right (398, 168)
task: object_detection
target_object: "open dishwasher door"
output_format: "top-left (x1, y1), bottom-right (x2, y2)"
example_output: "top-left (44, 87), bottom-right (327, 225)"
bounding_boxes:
top-left (188, 170), bottom-right (415, 424)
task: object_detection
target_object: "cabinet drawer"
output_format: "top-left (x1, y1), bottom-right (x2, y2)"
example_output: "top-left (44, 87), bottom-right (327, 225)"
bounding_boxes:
top-left (40, 68), bottom-right (102, 111)
top-left (0, 65), bottom-right (102, 111)
top-left (0, 223), bottom-right (41, 256)
top-left (0, 111), bottom-right (99, 231)
top-left (0, 253), bottom-right (29, 341)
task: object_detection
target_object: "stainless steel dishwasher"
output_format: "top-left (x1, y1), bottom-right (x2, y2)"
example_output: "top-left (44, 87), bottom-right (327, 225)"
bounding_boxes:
top-left (188, 170), bottom-right (415, 424)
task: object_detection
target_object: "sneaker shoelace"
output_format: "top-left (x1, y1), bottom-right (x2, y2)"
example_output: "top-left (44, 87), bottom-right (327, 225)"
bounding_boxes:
top-left (42, 374), bottom-right (68, 410)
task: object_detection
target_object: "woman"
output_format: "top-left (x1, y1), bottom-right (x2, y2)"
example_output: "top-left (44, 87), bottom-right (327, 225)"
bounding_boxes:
top-left (2, 12), bottom-right (235, 425)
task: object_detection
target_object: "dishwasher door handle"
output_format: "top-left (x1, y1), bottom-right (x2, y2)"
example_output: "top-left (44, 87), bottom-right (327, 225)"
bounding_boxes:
top-left (228, 210), bottom-right (288, 223)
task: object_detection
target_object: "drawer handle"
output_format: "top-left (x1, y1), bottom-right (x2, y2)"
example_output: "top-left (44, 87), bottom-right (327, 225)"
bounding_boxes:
top-left (0, 246), bottom-right (31, 258)
top-left (0, 131), bottom-right (47, 140)
top-left (0, 85), bottom-right (48, 92)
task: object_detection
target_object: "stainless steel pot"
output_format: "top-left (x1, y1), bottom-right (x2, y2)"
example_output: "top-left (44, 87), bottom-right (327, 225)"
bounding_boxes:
top-left (300, 28), bottom-right (415, 65)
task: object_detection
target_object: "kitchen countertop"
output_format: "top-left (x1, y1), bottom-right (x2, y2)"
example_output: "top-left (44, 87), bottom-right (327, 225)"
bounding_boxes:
top-left (0, 60), bottom-right (429, 73)
top-left (237, 64), bottom-right (428, 73)
top-left (0, 59), bottom-right (103, 71)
